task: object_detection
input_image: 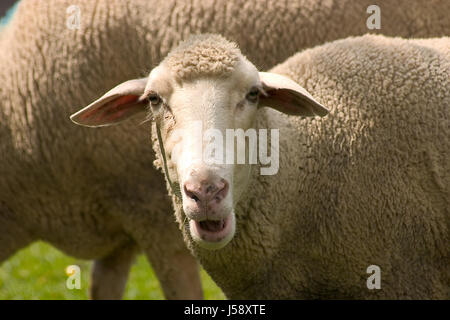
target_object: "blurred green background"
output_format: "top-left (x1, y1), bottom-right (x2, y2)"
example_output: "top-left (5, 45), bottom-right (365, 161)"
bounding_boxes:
top-left (0, 241), bottom-right (225, 300)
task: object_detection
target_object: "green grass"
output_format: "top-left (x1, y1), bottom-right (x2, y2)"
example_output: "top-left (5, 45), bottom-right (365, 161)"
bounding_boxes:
top-left (0, 241), bottom-right (225, 300)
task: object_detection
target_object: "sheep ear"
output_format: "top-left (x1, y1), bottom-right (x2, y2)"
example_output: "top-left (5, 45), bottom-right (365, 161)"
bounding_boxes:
top-left (258, 72), bottom-right (329, 117)
top-left (70, 78), bottom-right (148, 127)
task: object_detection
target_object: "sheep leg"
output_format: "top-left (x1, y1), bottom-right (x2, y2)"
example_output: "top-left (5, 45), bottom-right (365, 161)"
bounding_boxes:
top-left (145, 246), bottom-right (204, 300)
top-left (89, 243), bottom-right (138, 300)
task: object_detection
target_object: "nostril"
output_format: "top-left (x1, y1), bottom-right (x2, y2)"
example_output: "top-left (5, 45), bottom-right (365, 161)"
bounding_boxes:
top-left (206, 185), bottom-right (216, 195)
top-left (184, 184), bottom-right (201, 203)
top-left (214, 179), bottom-right (229, 202)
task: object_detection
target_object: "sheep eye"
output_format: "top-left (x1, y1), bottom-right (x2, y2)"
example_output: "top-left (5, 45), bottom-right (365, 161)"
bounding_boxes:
top-left (147, 93), bottom-right (162, 106)
top-left (246, 87), bottom-right (260, 103)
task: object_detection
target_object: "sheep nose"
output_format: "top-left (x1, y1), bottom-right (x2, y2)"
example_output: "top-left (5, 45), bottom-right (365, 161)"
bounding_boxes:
top-left (184, 179), bottom-right (229, 208)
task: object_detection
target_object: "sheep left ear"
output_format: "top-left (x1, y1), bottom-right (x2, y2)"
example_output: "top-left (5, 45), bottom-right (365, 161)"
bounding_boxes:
top-left (258, 72), bottom-right (329, 117)
top-left (70, 77), bottom-right (148, 127)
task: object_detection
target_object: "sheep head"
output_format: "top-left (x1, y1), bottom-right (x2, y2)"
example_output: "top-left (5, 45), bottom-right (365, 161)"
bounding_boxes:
top-left (70, 34), bottom-right (329, 250)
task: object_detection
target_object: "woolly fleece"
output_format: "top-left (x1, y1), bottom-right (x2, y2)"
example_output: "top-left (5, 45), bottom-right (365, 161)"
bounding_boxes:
top-left (1, 0), bottom-right (448, 298)
top-left (156, 34), bottom-right (450, 299)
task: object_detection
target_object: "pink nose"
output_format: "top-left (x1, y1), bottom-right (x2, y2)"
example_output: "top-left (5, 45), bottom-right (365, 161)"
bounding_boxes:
top-left (183, 178), bottom-right (229, 214)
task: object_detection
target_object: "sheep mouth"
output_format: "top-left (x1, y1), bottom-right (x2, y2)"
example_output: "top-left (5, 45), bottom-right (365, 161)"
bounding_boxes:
top-left (189, 214), bottom-right (235, 249)
top-left (199, 220), bottom-right (226, 232)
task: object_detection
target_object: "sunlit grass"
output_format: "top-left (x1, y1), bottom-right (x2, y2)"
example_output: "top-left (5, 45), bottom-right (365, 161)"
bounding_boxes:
top-left (0, 241), bottom-right (225, 300)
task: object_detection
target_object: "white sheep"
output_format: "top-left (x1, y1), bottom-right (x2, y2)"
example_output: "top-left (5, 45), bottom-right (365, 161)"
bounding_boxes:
top-left (2, 0), bottom-right (449, 299)
top-left (72, 34), bottom-right (449, 299)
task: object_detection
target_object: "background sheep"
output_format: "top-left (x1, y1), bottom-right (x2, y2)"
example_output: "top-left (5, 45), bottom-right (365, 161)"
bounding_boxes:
top-left (74, 34), bottom-right (449, 299)
top-left (1, 0), bottom-right (449, 299)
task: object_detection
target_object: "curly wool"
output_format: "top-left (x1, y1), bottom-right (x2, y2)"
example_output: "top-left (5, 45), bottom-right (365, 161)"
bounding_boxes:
top-left (163, 35), bottom-right (450, 299)
top-left (1, 0), bottom-right (449, 299)
top-left (164, 34), bottom-right (240, 80)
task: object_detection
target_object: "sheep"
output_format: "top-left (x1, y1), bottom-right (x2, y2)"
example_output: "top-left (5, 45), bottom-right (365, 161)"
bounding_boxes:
top-left (1, 0), bottom-right (449, 299)
top-left (72, 33), bottom-right (449, 299)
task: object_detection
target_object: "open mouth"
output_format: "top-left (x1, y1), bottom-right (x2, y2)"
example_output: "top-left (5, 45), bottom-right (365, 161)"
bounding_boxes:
top-left (199, 220), bottom-right (226, 232)
top-left (190, 214), bottom-right (234, 247)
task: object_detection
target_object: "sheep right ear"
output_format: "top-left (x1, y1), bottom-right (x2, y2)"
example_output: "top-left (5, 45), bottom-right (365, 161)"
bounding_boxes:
top-left (258, 72), bottom-right (329, 117)
top-left (70, 78), bottom-right (148, 127)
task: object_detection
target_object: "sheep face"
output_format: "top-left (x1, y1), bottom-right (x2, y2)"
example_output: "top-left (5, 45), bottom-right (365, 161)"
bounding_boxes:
top-left (70, 35), bottom-right (328, 251)
top-left (150, 59), bottom-right (328, 250)
top-left (145, 58), bottom-right (263, 250)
